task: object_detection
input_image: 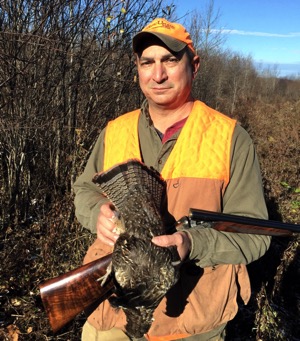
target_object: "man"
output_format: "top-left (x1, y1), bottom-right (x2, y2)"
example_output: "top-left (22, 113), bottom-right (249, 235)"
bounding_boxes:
top-left (73, 18), bottom-right (271, 341)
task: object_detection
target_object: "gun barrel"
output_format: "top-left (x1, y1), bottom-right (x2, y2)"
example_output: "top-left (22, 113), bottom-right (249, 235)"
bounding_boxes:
top-left (189, 209), bottom-right (299, 236)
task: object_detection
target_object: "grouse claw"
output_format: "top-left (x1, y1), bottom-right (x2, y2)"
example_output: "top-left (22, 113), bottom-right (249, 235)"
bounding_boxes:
top-left (97, 262), bottom-right (112, 286)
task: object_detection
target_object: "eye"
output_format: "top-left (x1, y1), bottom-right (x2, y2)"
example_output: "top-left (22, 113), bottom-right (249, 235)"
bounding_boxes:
top-left (164, 57), bottom-right (179, 65)
top-left (140, 60), bottom-right (153, 68)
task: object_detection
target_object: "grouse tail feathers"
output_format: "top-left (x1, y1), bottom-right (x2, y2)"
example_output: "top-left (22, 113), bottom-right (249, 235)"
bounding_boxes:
top-left (92, 159), bottom-right (167, 213)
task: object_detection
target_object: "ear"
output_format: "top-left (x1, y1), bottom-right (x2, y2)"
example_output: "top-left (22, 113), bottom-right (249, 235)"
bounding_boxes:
top-left (192, 55), bottom-right (200, 79)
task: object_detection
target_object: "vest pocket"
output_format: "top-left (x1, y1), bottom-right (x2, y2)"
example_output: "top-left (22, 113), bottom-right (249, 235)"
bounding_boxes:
top-left (177, 264), bottom-right (239, 335)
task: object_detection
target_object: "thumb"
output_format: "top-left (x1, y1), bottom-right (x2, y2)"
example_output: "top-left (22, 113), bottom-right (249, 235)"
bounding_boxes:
top-left (151, 235), bottom-right (173, 247)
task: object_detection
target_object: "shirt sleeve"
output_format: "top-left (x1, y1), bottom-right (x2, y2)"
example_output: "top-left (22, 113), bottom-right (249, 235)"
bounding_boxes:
top-left (73, 128), bottom-right (109, 233)
top-left (185, 124), bottom-right (271, 267)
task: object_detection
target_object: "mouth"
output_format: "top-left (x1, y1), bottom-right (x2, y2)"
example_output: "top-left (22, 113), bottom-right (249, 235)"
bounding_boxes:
top-left (151, 87), bottom-right (171, 93)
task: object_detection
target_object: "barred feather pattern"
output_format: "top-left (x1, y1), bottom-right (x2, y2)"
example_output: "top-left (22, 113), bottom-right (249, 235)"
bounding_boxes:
top-left (92, 159), bottom-right (179, 338)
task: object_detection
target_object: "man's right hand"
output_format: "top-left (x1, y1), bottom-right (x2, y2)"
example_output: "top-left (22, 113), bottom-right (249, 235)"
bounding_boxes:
top-left (96, 203), bottom-right (120, 246)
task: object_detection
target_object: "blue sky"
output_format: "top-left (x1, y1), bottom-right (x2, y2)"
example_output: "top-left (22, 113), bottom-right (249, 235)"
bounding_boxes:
top-left (174, 0), bottom-right (300, 77)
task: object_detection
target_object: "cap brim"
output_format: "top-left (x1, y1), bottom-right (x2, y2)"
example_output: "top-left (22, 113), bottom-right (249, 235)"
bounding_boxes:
top-left (133, 32), bottom-right (187, 53)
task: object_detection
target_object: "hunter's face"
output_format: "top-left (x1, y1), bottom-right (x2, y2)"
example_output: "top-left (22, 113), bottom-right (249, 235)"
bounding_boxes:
top-left (136, 44), bottom-right (199, 110)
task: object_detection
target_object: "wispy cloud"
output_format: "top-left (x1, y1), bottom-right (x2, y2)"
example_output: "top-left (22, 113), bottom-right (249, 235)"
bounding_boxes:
top-left (211, 29), bottom-right (300, 38)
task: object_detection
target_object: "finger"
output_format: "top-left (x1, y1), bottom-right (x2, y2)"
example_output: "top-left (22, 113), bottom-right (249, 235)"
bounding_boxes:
top-left (96, 204), bottom-right (119, 245)
top-left (97, 219), bottom-right (119, 238)
top-left (152, 234), bottom-right (176, 247)
top-left (152, 232), bottom-right (191, 261)
top-left (97, 231), bottom-right (116, 246)
top-left (97, 225), bottom-right (119, 246)
top-left (100, 202), bottom-right (115, 219)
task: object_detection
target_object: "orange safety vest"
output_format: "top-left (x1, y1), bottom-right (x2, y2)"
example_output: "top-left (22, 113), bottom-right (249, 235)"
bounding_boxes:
top-left (104, 101), bottom-right (234, 185)
top-left (86, 100), bottom-right (251, 340)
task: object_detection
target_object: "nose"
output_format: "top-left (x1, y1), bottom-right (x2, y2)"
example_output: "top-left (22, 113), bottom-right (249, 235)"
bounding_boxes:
top-left (152, 63), bottom-right (167, 83)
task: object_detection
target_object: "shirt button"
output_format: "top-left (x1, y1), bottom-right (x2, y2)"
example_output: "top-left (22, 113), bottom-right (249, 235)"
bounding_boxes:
top-left (158, 159), bottom-right (162, 164)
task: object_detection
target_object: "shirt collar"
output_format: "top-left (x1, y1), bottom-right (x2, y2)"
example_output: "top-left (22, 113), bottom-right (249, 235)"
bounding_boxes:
top-left (141, 100), bottom-right (188, 143)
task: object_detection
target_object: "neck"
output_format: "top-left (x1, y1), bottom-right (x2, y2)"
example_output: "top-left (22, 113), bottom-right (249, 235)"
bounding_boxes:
top-left (149, 100), bottom-right (195, 134)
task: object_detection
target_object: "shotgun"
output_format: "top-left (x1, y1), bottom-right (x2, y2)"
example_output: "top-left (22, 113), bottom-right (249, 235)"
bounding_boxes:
top-left (39, 209), bottom-right (299, 333)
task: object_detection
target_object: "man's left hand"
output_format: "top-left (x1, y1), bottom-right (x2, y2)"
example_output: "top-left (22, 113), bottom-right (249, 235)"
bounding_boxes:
top-left (152, 231), bottom-right (191, 261)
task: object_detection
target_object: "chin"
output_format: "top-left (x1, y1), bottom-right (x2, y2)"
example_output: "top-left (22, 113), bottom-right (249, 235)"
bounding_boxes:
top-left (149, 96), bottom-right (177, 107)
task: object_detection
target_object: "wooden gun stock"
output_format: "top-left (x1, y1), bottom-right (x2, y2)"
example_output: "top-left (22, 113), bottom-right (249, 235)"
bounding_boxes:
top-left (39, 210), bottom-right (299, 333)
top-left (39, 253), bottom-right (114, 333)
